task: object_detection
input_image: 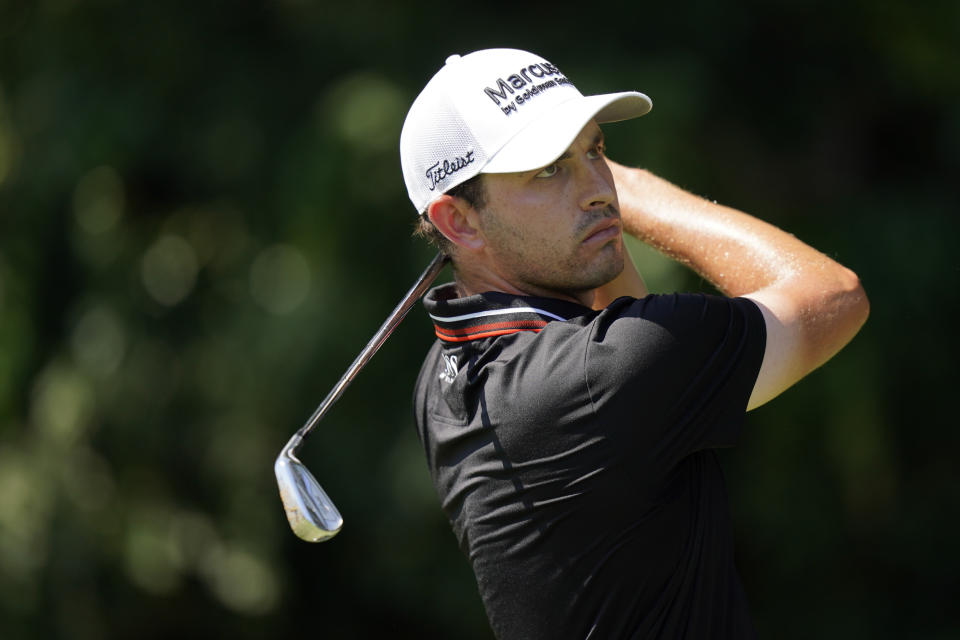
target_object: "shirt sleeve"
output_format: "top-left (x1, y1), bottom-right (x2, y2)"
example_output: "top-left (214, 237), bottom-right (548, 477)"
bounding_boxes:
top-left (584, 293), bottom-right (766, 469)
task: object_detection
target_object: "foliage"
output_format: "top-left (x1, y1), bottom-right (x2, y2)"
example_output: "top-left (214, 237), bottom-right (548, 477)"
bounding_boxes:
top-left (0, 1), bottom-right (957, 638)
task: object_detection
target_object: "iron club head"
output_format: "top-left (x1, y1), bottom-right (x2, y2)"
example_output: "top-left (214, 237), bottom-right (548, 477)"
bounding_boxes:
top-left (274, 253), bottom-right (448, 542)
top-left (274, 434), bottom-right (343, 542)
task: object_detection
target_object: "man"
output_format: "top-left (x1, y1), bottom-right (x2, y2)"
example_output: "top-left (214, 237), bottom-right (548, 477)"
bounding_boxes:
top-left (399, 48), bottom-right (868, 639)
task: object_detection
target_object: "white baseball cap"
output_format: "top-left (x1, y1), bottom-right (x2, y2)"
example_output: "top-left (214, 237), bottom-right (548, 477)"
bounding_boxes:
top-left (400, 48), bottom-right (652, 214)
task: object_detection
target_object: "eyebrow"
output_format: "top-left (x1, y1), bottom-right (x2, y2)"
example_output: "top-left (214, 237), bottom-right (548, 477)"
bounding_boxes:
top-left (553, 130), bottom-right (606, 163)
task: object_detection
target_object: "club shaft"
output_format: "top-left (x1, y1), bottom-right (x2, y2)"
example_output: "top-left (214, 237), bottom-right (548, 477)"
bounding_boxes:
top-left (290, 252), bottom-right (449, 450)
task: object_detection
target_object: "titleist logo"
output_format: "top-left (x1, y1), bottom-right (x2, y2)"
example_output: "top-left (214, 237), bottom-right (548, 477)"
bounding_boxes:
top-left (426, 150), bottom-right (475, 191)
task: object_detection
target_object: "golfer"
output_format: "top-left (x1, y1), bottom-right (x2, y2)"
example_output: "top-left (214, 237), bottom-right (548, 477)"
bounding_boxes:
top-left (400, 48), bottom-right (868, 639)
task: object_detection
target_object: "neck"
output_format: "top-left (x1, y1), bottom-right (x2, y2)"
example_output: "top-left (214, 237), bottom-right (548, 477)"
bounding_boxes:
top-left (450, 259), bottom-right (594, 307)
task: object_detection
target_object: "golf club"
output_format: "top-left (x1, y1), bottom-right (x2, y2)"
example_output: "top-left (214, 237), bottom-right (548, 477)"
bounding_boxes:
top-left (275, 251), bottom-right (449, 542)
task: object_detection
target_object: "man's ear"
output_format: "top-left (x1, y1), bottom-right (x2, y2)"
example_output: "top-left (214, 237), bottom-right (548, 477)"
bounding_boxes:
top-left (427, 195), bottom-right (485, 251)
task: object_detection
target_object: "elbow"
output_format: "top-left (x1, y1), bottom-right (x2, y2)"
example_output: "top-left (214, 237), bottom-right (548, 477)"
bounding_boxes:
top-left (810, 268), bottom-right (869, 366)
top-left (806, 266), bottom-right (870, 366)
top-left (840, 267), bottom-right (870, 332)
top-left (854, 281), bottom-right (870, 331)
top-left (798, 273), bottom-right (870, 375)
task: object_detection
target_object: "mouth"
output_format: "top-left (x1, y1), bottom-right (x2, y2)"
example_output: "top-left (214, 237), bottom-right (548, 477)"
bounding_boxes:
top-left (582, 217), bottom-right (622, 247)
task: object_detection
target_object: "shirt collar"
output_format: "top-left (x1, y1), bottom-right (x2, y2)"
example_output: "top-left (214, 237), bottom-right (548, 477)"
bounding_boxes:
top-left (423, 283), bottom-right (589, 343)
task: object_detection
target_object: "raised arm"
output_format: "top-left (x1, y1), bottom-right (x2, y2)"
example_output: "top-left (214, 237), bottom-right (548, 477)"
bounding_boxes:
top-left (608, 161), bottom-right (869, 410)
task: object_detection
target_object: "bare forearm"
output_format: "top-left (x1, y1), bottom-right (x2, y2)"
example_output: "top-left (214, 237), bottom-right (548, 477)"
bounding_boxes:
top-left (610, 162), bottom-right (852, 297)
top-left (609, 161), bottom-right (869, 404)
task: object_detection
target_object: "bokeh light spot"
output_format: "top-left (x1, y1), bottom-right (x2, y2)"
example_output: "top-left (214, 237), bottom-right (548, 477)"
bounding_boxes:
top-left (0, 446), bottom-right (54, 583)
top-left (200, 546), bottom-right (280, 615)
top-left (249, 244), bottom-right (310, 314)
top-left (30, 362), bottom-right (95, 446)
top-left (61, 446), bottom-right (116, 514)
top-left (73, 166), bottom-right (124, 235)
top-left (168, 510), bottom-right (219, 572)
top-left (141, 235), bottom-right (199, 306)
top-left (124, 507), bottom-right (182, 595)
top-left (323, 73), bottom-right (405, 152)
top-left (70, 304), bottom-right (126, 376)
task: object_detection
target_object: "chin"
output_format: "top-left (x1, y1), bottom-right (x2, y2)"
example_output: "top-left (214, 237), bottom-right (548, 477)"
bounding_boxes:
top-left (566, 262), bottom-right (623, 294)
top-left (589, 248), bottom-right (625, 285)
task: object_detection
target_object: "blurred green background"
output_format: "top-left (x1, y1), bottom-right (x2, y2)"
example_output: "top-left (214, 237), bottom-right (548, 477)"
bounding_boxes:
top-left (0, 0), bottom-right (957, 638)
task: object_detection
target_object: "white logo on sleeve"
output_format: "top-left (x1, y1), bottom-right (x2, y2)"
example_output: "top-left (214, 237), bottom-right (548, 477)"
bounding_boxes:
top-left (439, 354), bottom-right (459, 384)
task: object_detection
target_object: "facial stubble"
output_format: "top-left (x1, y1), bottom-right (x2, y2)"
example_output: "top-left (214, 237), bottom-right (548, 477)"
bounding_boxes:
top-left (480, 204), bottom-right (625, 299)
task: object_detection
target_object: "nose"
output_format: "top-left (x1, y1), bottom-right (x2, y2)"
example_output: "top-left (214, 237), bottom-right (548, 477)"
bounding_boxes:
top-left (576, 157), bottom-right (616, 212)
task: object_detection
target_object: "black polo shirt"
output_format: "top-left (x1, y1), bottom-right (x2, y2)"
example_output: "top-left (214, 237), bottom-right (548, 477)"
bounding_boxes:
top-left (413, 284), bottom-right (766, 640)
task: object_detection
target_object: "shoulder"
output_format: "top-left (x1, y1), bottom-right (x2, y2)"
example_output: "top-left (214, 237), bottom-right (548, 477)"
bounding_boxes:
top-left (583, 293), bottom-right (766, 395)
top-left (590, 293), bottom-right (764, 349)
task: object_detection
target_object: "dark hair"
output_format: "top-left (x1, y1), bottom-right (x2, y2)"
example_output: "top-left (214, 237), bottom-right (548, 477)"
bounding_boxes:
top-left (412, 174), bottom-right (487, 253)
top-left (447, 173), bottom-right (487, 210)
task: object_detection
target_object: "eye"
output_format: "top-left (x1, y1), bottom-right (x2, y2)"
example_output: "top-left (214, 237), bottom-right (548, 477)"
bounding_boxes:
top-left (535, 164), bottom-right (559, 178)
top-left (587, 142), bottom-right (606, 160)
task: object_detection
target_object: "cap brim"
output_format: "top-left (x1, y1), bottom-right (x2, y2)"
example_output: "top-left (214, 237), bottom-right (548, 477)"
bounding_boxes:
top-left (482, 91), bottom-right (652, 174)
